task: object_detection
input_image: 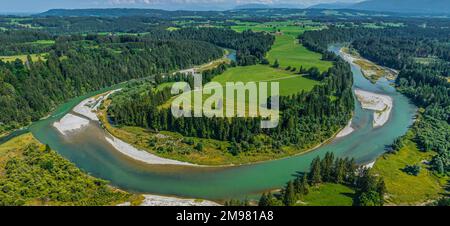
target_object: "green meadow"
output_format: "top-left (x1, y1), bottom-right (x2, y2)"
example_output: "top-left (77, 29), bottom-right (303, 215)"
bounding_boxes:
top-left (212, 64), bottom-right (318, 96)
top-left (0, 53), bottom-right (48, 63)
top-left (298, 183), bottom-right (355, 206)
top-left (161, 22), bottom-right (332, 112)
top-left (27, 40), bottom-right (55, 45)
top-left (231, 21), bottom-right (332, 72)
top-left (267, 34), bottom-right (332, 72)
top-left (372, 132), bottom-right (448, 205)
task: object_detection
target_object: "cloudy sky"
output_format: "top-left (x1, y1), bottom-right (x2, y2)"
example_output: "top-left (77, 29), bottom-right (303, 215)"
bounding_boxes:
top-left (0, 0), bottom-right (362, 13)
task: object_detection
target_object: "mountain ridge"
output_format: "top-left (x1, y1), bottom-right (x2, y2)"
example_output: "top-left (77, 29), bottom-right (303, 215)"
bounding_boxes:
top-left (310, 0), bottom-right (450, 15)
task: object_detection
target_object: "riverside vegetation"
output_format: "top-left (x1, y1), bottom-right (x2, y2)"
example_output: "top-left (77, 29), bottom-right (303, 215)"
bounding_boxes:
top-left (0, 133), bottom-right (131, 205)
top-left (300, 23), bottom-right (449, 205)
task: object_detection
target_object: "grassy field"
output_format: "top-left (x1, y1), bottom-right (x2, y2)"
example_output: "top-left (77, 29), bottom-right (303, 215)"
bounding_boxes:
top-left (230, 21), bottom-right (332, 72)
top-left (0, 53), bottom-right (48, 63)
top-left (298, 183), bottom-right (355, 206)
top-left (166, 26), bottom-right (180, 31)
top-left (267, 34), bottom-right (332, 72)
top-left (230, 20), bottom-right (324, 36)
top-left (29, 40), bottom-right (55, 45)
top-left (160, 64), bottom-right (318, 116)
top-left (372, 132), bottom-right (448, 205)
top-left (213, 64), bottom-right (318, 96)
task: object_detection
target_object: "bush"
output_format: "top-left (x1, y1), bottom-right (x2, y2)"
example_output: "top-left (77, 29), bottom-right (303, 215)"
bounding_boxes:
top-left (403, 165), bottom-right (421, 176)
top-left (195, 143), bottom-right (204, 152)
top-left (182, 138), bottom-right (194, 145)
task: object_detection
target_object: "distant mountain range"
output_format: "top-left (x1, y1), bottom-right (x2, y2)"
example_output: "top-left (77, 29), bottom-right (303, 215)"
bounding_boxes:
top-left (350, 0), bottom-right (450, 14)
top-left (310, 0), bottom-right (450, 15)
top-left (309, 2), bottom-right (354, 10)
top-left (37, 0), bottom-right (450, 17)
top-left (233, 3), bottom-right (306, 10)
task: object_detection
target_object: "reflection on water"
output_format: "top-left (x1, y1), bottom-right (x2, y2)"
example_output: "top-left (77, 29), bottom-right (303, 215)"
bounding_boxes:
top-left (25, 46), bottom-right (416, 200)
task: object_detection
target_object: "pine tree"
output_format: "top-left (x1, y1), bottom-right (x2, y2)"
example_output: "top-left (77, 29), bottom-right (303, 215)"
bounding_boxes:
top-left (321, 152), bottom-right (335, 182)
top-left (334, 159), bottom-right (346, 184)
top-left (258, 193), bottom-right (269, 206)
top-left (283, 181), bottom-right (296, 206)
top-left (45, 144), bottom-right (51, 152)
top-left (301, 174), bottom-right (309, 195)
top-left (273, 59), bottom-right (279, 68)
top-left (309, 157), bottom-right (322, 185)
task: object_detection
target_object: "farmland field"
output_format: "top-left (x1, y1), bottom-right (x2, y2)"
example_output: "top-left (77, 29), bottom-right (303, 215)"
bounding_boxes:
top-left (0, 53), bottom-right (48, 62)
top-left (231, 21), bottom-right (332, 72)
top-left (267, 34), bottom-right (333, 72)
top-left (212, 64), bottom-right (318, 96)
top-left (298, 183), bottom-right (355, 206)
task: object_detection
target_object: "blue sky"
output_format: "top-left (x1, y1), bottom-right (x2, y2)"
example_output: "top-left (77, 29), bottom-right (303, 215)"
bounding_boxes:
top-left (0, 0), bottom-right (361, 13)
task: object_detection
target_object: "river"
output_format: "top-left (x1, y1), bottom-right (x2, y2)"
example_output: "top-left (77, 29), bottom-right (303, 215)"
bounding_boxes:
top-left (5, 46), bottom-right (416, 200)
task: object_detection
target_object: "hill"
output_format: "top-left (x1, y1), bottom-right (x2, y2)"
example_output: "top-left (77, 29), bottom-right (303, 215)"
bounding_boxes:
top-left (351, 0), bottom-right (450, 15)
top-left (309, 2), bottom-right (354, 10)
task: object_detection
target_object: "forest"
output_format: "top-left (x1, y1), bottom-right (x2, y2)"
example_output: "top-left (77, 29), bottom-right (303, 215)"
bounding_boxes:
top-left (0, 27), bottom-right (272, 134)
top-left (301, 24), bottom-right (450, 175)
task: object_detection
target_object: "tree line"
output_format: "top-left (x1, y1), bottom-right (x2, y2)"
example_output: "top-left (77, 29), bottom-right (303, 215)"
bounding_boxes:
top-left (258, 152), bottom-right (386, 206)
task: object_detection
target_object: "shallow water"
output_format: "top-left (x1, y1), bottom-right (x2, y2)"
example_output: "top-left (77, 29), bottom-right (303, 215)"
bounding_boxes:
top-left (23, 45), bottom-right (416, 200)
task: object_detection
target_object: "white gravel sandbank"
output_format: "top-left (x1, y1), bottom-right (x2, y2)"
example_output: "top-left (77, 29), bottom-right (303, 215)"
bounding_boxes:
top-left (105, 135), bottom-right (196, 166)
top-left (354, 89), bottom-right (393, 127)
top-left (118, 195), bottom-right (220, 206)
top-left (336, 120), bottom-right (354, 138)
top-left (53, 113), bottom-right (90, 135)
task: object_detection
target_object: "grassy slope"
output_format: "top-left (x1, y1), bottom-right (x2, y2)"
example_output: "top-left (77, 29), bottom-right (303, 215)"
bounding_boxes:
top-left (0, 134), bottom-right (38, 169)
top-left (298, 183), bottom-right (355, 206)
top-left (371, 132), bottom-right (448, 205)
top-left (267, 34), bottom-right (332, 72)
top-left (0, 133), bottom-right (133, 206)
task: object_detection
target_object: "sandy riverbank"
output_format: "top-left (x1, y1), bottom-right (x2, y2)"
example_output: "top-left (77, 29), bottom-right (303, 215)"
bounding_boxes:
top-left (354, 89), bottom-right (393, 128)
top-left (363, 160), bottom-right (376, 169)
top-left (118, 195), bottom-right (220, 206)
top-left (54, 89), bottom-right (122, 136)
top-left (104, 134), bottom-right (196, 166)
top-left (336, 120), bottom-right (354, 138)
top-left (340, 48), bottom-right (398, 81)
top-left (53, 114), bottom-right (90, 135)
top-left (73, 89), bottom-right (122, 121)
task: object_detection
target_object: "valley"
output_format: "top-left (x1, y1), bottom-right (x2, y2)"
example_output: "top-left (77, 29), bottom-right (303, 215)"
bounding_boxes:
top-left (0, 6), bottom-right (448, 207)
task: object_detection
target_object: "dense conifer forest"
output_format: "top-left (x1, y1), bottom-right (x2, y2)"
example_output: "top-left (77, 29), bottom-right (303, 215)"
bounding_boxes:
top-left (0, 27), bottom-right (273, 134)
